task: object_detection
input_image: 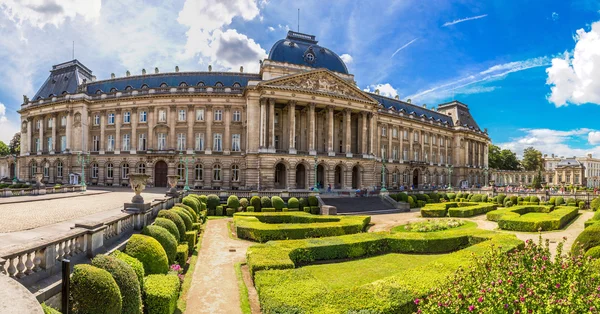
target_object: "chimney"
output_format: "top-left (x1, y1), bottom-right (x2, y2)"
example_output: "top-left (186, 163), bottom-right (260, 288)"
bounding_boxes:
top-left (588, 153), bottom-right (592, 158)
top-left (394, 95), bottom-right (399, 100)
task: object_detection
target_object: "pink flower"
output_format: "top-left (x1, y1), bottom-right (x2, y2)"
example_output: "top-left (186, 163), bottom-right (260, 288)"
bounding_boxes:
top-left (478, 297), bottom-right (483, 302)
top-left (468, 305), bottom-right (475, 311)
top-left (414, 298), bottom-right (420, 305)
top-left (556, 283), bottom-right (561, 288)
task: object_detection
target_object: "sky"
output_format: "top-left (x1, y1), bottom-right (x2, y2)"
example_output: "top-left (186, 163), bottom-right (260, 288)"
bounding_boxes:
top-left (1, 0), bottom-right (600, 159)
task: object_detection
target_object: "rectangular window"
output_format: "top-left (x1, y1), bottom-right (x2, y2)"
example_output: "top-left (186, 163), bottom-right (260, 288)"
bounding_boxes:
top-left (138, 133), bottom-right (147, 151)
top-left (47, 137), bottom-right (53, 151)
top-left (123, 111), bottom-right (131, 123)
top-left (158, 133), bottom-right (166, 150)
top-left (424, 134), bottom-right (428, 144)
top-left (213, 133), bottom-right (222, 152)
top-left (94, 114), bottom-right (100, 126)
top-left (403, 130), bottom-right (408, 139)
top-left (382, 126), bottom-right (387, 137)
top-left (61, 136), bottom-right (66, 151)
top-left (440, 154), bottom-right (444, 164)
top-left (122, 134), bottom-right (130, 151)
top-left (48, 118), bottom-right (53, 129)
top-left (403, 148), bottom-right (408, 160)
top-left (108, 113), bottom-right (115, 125)
top-left (196, 109), bottom-right (204, 121)
top-left (393, 146), bottom-right (398, 160)
top-left (232, 134), bottom-right (240, 152)
top-left (61, 116), bottom-right (67, 127)
top-left (414, 132), bottom-right (419, 141)
top-left (195, 133), bottom-right (204, 151)
top-left (214, 110), bottom-right (222, 121)
top-left (275, 113), bottom-right (279, 124)
top-left (178, 109), bottom-right (186, 121)
top-left (440, 137), bottom-right (444, 146)
top-left (432, 135), bottom-right (436, 145)
top-left (107, 135), bottom-right (114, 151)
top-left (392, 128), bottom-right (398, 138)
top-left (233, 110), bottom-right (241, 122)
top-left (36, 120), bottom-right (41, 130)
top-left (35, 138), bottom-right (40, 152)
top-left (92, 136), bottom-right (99, 152)
top-left (159, 110), bottom-right (166, 122)
top-left (139, 111), bottom-right (147, 123)
top-left (177, 133), bottom-right (186, 151)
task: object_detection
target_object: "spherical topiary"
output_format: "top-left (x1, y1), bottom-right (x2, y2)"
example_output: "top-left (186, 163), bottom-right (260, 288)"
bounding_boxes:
top-left (556, 196), bottom-right (565, 205)
top-left (497, 194), bottom-right (506, 205)
top-left (505, 200), bottom-right (513, 207)
top-left (585, 246), bottom-right (600, 258)
top-left (308, 196), bottom-right (318, 206)
top-left (158, 210), bottom-right (186, 240)
top-left (591, 197), bottom-right (600, 211)
top-left (125, 234), bottom-right (169, 275)
top-left (523, 196), bottom-right (531, 202)
top-left (470, 194), bottom-right (482, 202)
top-left (206, 194), bottom-right (220, 210)
top-left (250, 196), bottom-right (261, 211)
top-left (572, 223), bottom-right (600, 256)
top-left (530, 196), bottom-right (540, 203)
top-left (70, 264), bottom-right (122, 314)
top-left (142, 225), bottom-right (178, 264)
top-left (182, 196), bottom-right (200, 214)
top-left (175, 203), bottom-right (197, 221)
top-left (271, 196), bottom-right (285, 210)
top-left (172, 208), bottom-right (193, 231)
top-left (91, 254), bottom-right (142, 314)
top-left (227, 195), bottom-right (240, 210)
top-left (510, 196), bottom-right (518, 205)
top-left (198, 194), bottom-right (208, 204)
top-left (287, 197), bottom-right (299, 209)
top-left (153, 218), bottom-right (180, 243)
top-left (548, 197), bottom-right (556, 205)
top-left (240, 198), bottom-right (249, 209)
top-left (111, 250), bottom-right (144, 291)
top-left (260, 196), bottom-right (271, 208)
top-left (298, 198), bottom-right (307, 210)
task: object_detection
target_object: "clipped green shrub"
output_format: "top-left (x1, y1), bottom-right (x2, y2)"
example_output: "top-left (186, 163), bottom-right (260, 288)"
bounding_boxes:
top-left (303, 207), bottom-right (311, 213)
top-left (198, 194), bottom-right (208, 204)
top-left (523, 196), bottom-right (531, 202)
top-left (428, 193), bottom-right (440, 203)
top-left (226, 208), bottom-right (235, 216)
top-left (153, 218), bottom-right (180, 244)
top-left (111, 250), bottom-right (144, 291)
top-left (41, 303), bottom-right (61, 314)
top-left (567, 198), bottom-right (576, 205)
top-left (488, 205), bottom-right (578, 232)
top-left (91, 254), bottom-right (142, 314)
top-left (227, 195), bottom-right (240, 210)
top-left (470, 194), bottom-right (482, 202)
top-left (206, 194), bottom-right (220, 210)
top-left (310, 206), bottom-right (320, 215)
top-left (143, 274), bottom-right (180, 314)
top-left (271, 196), bottom-right (285, 211)
top-left (240, 198), bottom-right (249, 209)
top-left (207, 209), bottom-right (215, 216)
top-left (505, 200), bottom-right (513, 207)
top-left (287, 197), bottom-right (299, 209)
top-left (548, 197), bottom-right (556, 205)
top-left (591, 197), bottom-right (600, 211)
top-left (579, 201), bottom-right (586, 209)
top-left (260, 196), bottom-right (272, 208)
top-left (216, 205), bottom-right (224, 216)
top-left (142, 225), bottom-right (177, 264)
top-left (125, 235), bottom-right (168, 275)
top-left (157, 210), bottom-right (186, 240)
top-left (398, 192), bottom-right (409, 202)
top-left (185, 231), bottom-right (197, 253)
top-left (497, 194), bottom-right (507, 205)
top-left (70, 264), bottom-right (122, 314)
top-left (250, 196), bottom-right (261, 212)
top-left (308, 196), bottom-right (318, 207)
top-left (408, 196), bottom-right (417, 208)
top-left (176, 244), bottom-right (189, 266)
top-left (509, 196), bottom-right (518, 205)
top-left (556, 196), bottom-right (565, 205)
top-left (182, 196), bottom-right (200, 214)
top-left (530, 196), bottom-right (540, 203)
top-left (585, 246), bottom-right (600, 258)
top-left (447, 193), bottom-right (456, 200)
top-left (172, 207), bottom-right (193, 231)
top-left (247, 206), bottom-right (255, 212)
top-left (175, 203), bottom-right (197, 223)
top-left (262, 207), bottom-right (276, 212)
top-left (192, 223), bottom-right (201, 231)
top-left (572, 223), bottom-right (600, 256)
top-left (482, 194), bottom-right (488, 202)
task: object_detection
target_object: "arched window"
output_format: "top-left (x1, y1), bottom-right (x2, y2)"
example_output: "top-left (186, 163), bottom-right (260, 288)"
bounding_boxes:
top-left (121, 163), bottom-right (129, 179)
top-left (57, 161), bottom-right (63, 177)
top-left (197, 82), bottom-right (205, 87)
top-left (231, 165), bottom-right (240, 182)
top-left (91, 162), bottom-right (98, 178)
top-left (106, 163), bottom-right (114, 179)
top-left (110, 88), bottom-right (117, 93)
top-left (213, 164), bottom-right (221, 181)
top-left (125, 86), bottom-right (133, 91)
top-left (137, 163), bottom-right (146, 174)
top-left (44, 163), bottom-right (50, 177)
top-left (141, 84), bottom-right (149, 89)
top-left (232, 82), bottom-right (241, 88)
top-left (160, 83), bottom-right (168, 88)
top-left (215, 82), bottom-right (223, 87)
top-left (95, 90), bottom-right (102, 94)
top-left (177, 163), bottom-right (185, 178)
top-left (30, 161), bottom-right (37, 176)
top-left (195, 164), bottom-right (203, 180)
top-left (179, 82), bottom-right (188, 87)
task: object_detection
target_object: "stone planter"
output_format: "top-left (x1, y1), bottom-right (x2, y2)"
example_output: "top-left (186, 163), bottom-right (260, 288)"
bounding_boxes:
top-left (128, 173), bottom-right (151, 204)
top-left (166, 175), bottom-right (179, 196)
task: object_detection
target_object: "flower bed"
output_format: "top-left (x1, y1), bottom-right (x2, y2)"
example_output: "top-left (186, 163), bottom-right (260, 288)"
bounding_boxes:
top-left (247, 227), bottom-right (522, 313)
top-left (421, 202), bottom-right (498, 218)
top-left (393, 219), bottom-right (473, 233)
top-left (233, 212), bottom-right (370, 243)
top-left (487, 205), bottom-right (578, 231)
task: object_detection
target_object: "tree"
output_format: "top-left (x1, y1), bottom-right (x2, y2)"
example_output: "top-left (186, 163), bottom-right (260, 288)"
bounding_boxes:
top-left (488, 144), bottom-right (502, 169)
top-left (489, 145), bottom-right (521, 170)
top-left (532, 171), bottom-right (543, 189)
top-left (9, 133), bottom-right (20, 155)
top-left (0, 141), bottom-right (8, 156)
top-left (522, 147), bottom-right (543, 171)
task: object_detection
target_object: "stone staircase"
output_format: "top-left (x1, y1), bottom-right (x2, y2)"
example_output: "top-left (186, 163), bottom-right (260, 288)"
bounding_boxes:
top-left (321, 196), bottom-right (400, 214)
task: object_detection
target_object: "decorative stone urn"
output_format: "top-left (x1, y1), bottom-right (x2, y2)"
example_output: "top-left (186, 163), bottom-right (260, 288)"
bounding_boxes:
top-left (166, 175), bottom-right (179, 196)
top-left (34, 172), bottom-right (45, 188)
top-left (128, 173), bottom-right (151, 204)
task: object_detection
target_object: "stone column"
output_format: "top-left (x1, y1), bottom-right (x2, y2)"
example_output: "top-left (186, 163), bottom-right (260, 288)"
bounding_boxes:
top-left (429, 132), bottom-right (433, 164)
top-left (224, 107), bottom-right (231, 154)
top-left (409, 129), bottom-right (414, 161)
top-left (51, 113), bottom-right (57, 154)
top-left (66, 111), bottom-right (72, 151)
top-left (115, 109), bottom-right (121, 153)
top-left (169, 106), bottom-right (176, 150)
top-left (38, 116), bottom-right (44, 153)
top-left (259, 99), bottom-right (266, 149)
top-left (388, 124), bottom-right (392, 160)
top-left (361, 112), bottom-right (368, 156)
top-left (130, 108), bottom-right (138, 152)
top-left (369, 113), bottom-right (376, 155)
top-left (445, 136), bottom-right (449, 164)
top-left (288, 101), bottom-right (296, 154)
top-left (308, 103), bottom-right (316, 155)
top-left (100, 111), bottom-right (106, 153)
top-left (344, 109), bottom-right (352, 157)
top-left (465, 138), bottom-right (469, 166)
top-left (187, 105), bottom-right (194, 153)
top-left (437, 136), bottom-right (441, 165)
top-left (27, 118), bottom-right (33, 154)
top-left (328, 106), bottom-right (335, 156)
top-left (268, 98), bottom-right (275, 151)
top-left (205, 104), bottom-right (213, 154)
top-left (148, 107), bottom-right (155, 150)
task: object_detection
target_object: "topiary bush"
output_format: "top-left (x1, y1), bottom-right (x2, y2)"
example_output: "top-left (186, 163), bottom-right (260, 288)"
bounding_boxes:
top-left (261, 196), bottom-right (272, 208)
top-left (530, 196), bottom-right (540, 203)
top-left (111, 250), bottom-right (144, 292)
top-left (556, 196), bottom-right (565, 205)
top-left (216, 205), bottom-right (224, 216)
top-left (250, 196), bottom-right (261, 212)
top-left (497, 194), bottom-right (507, 206)
top-left (510, 196), bottom-right (518, 205)
top-left (70, 264), bottom-right (122, 314)
top-left (548, 197), bottom-right (556, 205)
top-left (298, 198), bottom-right (307, 210)
top-left (470, 194), bottom-right (482, 202)
top-left (447, 193), bottom-right (456, 201)
top-left (226, 208), bottom-right (235, 216)
top-left (591, 197), bottom-right (600, 211)
top-left (585, 246), bottom-right (600, 258)
top-left (185, 231), bottom-right (197, 252)
top-left (157, 210), bottom-right (186, 240)
top-left (271, 196), bottom-right (285, 211)
top-left (175, 203), bottom-right (197, 223)
top-left (287, 197), bottom-right (299, 209)
top-left (143, 274), bottom-right (181, 314)
top-left (182, 196), bottom-right (200, 214)
top-left (573, 223), bottom-right (600, 256)
top-left (247, 206), bottom-right (255, 212)
top-left (176, 243), bottom-right (189, 266)
top-left (227, 195), bottom-right (240, 210)
top-left (579, 201), bottom-right (586, 209)
top-left (240, 198), bottom-right (249, 210)
top-left (125, 235), bottom-right (169, 275)
top-left (206, 194), bottom-right (220, 210)
top-left (91, 254), bottom-right (142, 314)
top-left (142, 225), bottom-right (178, 264)
top-left (153, 218), bottom-right (180, 244)
top-left (197, 194), bottom-right (208, 204)
top-left (172, 208), bottom-right (193, 231)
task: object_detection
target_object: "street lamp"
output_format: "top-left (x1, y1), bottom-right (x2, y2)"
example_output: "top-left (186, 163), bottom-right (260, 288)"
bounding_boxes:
top-left (381, 148), bottom-right (387, 192)
top-left (313, 154), bottom-right (319, 193)
top-left (77, 152), bottom-right (90, 188)
top-left (447, 164), bottom-right (454, 189)
top-left (11, 154), bottom-right (17, 183)
top-left (178, 151), bottom-right (191, 191)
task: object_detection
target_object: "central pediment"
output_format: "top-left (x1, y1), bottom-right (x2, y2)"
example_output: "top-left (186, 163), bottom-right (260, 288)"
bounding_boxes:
top-left (259, 69), bottom-right (377, 104)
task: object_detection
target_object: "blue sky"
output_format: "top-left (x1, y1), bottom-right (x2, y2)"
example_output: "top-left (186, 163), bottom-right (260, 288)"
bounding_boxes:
top-left (1, 0), bottom-right (600, 158)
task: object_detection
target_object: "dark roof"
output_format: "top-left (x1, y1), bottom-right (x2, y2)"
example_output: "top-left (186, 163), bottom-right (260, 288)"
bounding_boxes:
top-left (368, 93), bottom-right (454, 126)
top-left (32, 60), bottom-right (93, 100)
top-left (268, 31), bottom-right (349, 74)
top-left (557, 159), bottom-right (581, 167)
top-left (85, 72), bottom-right (261, 94)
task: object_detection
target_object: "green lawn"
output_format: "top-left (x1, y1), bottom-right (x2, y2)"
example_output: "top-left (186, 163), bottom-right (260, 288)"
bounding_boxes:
top-left (390, 220), bottom-right (477, 233)
top-left (301, 253), bottom-right (445, 290)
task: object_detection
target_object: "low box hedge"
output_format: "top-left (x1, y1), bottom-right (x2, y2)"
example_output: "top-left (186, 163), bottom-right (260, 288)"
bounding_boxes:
top-left (421, 202), bottom-right (495, 218)
top-left (175, 244), bottom-right (189, 266)
top-left (143, 274), bottom-right (180, 314)
top-left (226, 208), bottom-right (235, 216)
top-left (216, 206), bottom-right (224, 216)
top-left (261, 207), bottom-right (276, 212)
top-left (191, 222), bottom-right (201, 231)
top-left (234, 212), bottom-right (370, 243)
top-left (185, 231), bottom-right (197, 253)
top-left (487, 205), bottom-right (578, 231)
top-left (247, 206), bottom-right (255, 212)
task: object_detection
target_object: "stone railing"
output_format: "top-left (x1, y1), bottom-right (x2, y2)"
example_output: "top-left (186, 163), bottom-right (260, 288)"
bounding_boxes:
top-left (0, 185), bottom-right (85, 197)
top-left (190, 190), bottom-right (312, 199)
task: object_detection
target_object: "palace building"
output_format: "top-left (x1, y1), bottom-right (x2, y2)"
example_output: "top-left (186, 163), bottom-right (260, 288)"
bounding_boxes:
top-left (16, 31), bottom-right (490, 190)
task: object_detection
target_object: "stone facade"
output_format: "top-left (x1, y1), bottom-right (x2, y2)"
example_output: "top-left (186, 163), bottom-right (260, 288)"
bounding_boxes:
top-left (491, 158), bottom-right (586, 187)
top-left (16, 31), bottom-right (489, 190)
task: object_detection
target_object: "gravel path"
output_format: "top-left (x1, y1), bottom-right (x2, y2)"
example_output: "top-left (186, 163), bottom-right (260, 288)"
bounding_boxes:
top-left (186, 218), bottom-right (251, 314)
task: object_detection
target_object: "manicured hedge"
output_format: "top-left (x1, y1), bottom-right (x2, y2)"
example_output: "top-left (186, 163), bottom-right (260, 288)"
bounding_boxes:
top-left (572, 223), bottom-right (600, 256)
top-left (176, 244), bottom-right (189, 266)
top-left (70, 264), bottom-right (122, 314)
top-left (585, 210), bottom-right (600, 228)
top-left (227, 195), bottom-right (240, 210)
top-left (240, 197), bottom-right (249, 209)
top-left (157, 210), bottom-right (186, 240)
top-left (143, 274), bottom-right (181, 314)
top-left (153, 218), bottom-right (180, 243)
top-left (247, 206), bottom-right (255, 212)
top-left (91, 254), bottom-right (142, 314)
top-left (142, 225), bottom-right (178, 264)
top-left (175, 203), bottom-right (197, 223)
top-left (310, 206), bottom-right (320, 215)
top-left (421, 202), bottom-right (495, 218)
top-left (185, 231), bottom-right (197, 252)
top-left (250, 196), bottom-right (261, 212)
top-left (125, 235), bottom-right (169, 275)
top-left (234, 212), bottom-right (370, 243)
top-left (206, 194), bottom-right (220, 210)
top-left (487, 205), bottom-right (578, 232)
top-left (111, 250), bottom-right (145, 291)
top-left (172, 207), bottom-right (193, 231)
top-left (261, 207), bottom-right (276, 212)
top-left (182, 196), bottom-right (200, 214)
top-left (288, 197), bottom-right (299, 209)
top-left (216, 205), bottom-right (224, 216)
top-left (226, 208), bottom-right (235, 216)
top-left (192, 222), bottom-right (201, 231)
top-left (271, 196), bottom-right (285, 211)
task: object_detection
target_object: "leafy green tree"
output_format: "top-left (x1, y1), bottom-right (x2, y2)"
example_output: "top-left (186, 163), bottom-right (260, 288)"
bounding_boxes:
top-left (532, 171), bottom-right (543, 189)
top-left (522, 147), bottom-right (543, 171)
top-left (0, 141), bottom-right (8, 156)
top-left (488, 144), bottom-right (502, 169)
top-left (9, 133), bottom-right (20, 155)
top-left (489, 146), bottom-right (520, 170)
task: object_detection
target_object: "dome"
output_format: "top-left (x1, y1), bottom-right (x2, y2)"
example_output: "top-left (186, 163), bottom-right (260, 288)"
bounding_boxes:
top-left (268, 31), bottom-right (349, 74)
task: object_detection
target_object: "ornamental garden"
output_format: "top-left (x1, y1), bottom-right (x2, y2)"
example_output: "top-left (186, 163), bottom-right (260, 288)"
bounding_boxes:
top-left (42, 191), bottom-right (600, 314)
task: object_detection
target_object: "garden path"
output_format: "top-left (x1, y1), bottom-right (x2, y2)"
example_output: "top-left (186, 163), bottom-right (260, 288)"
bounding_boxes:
top-left (186, 218), bottom-right (251, 314)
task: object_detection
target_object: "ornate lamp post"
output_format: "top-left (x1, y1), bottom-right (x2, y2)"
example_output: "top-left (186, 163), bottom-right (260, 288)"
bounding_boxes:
top-left (178, 152), bottom-right (191, 191)
top-left (381, 148), bottom-right (387, 193)
top-left (11, 154), bottom-right (17, 183)
top-left (313, 154), bottom-right (319, 193)
top-left (447, 164), bottom-right (454, 189)
top-left (77, 152), bottom-right (90, 188)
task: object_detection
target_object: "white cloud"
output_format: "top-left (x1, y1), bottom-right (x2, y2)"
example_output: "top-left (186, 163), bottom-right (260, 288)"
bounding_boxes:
top-left (551, 12), bottom-right (559, 21)
top-left (0, 0), bottom-right (101, 28)
top-left (340, 53), bottom-right (353, 64)
top-left (496, 128), bottom-right (598, 158)
top-left (442, 14), bottom-right (487, 27)
top-left (364, 83), bottom-right (399, 98)
top-left (546, 20), bottom-right (600, 107)
top-left (589, 131), bottom-right (600, 145)
top-left (0, 103), bottom-right (18, 143)
top-left (267, 26), bottom-right (275, 31)
top-left (390, 38), bottom-right (418, 58)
